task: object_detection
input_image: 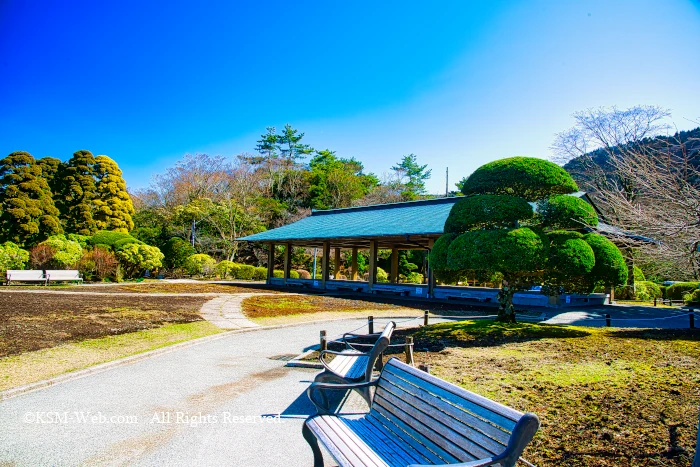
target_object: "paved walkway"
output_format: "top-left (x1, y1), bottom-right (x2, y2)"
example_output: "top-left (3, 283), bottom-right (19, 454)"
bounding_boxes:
top-left (541, 304), bottom-right (696, 329)
top-left (0, 318), bottom-right (406, 467)
top-left (199, 293), bottom-right (282, 329)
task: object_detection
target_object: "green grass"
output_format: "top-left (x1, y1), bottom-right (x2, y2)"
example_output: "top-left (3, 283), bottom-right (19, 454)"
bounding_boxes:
top-left (0, 321), bottom-right (223, 392)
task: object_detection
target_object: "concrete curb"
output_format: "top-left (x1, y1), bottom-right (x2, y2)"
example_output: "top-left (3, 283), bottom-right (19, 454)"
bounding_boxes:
top-left (0, 315), bottom-right (422, 401)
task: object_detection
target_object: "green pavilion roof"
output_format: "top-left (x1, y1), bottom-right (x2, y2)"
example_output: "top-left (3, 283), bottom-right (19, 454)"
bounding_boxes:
top-left (238, 197), bottom-right (461, 245)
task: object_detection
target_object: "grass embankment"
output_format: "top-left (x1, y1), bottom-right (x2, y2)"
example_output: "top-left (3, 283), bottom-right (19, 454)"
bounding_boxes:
top-left (0, 321), bottom-right (222, 391)
top-left (402, 321), bottom-right (698, 466)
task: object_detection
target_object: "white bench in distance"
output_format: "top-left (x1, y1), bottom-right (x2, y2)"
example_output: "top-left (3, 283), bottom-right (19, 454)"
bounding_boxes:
top-left (6, 270), bottom-right (47, 286)
top-left (45, 270), bottom-right (83, 285)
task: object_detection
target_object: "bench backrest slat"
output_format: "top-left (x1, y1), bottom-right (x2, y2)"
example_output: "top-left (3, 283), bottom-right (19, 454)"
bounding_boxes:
top-left (45, 270), bottom-right (81, 279)
top-left (6, 270), bottom-right (45, 280)
top-left (370, 359), bottom-right (533, 465)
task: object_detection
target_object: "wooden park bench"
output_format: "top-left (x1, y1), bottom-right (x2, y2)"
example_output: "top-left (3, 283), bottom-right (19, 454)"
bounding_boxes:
top-left (304, 358), bottom-right (540, 467)
top-left (5, 270), bottom-right (47, 286)
top-left (314, 321), bottom-right (396, 406)
top-left (45, 270), bottom-right (83, 285)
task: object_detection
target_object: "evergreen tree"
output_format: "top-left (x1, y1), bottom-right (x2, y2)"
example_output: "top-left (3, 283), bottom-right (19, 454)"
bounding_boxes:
top-left (0, 151), bottom-right (62, 245)
top-left (93, 155), bottom-right (135, 232)
top-left (277, 124), bottom-right (313, 163)
top-left (58, 150), bottom-right (97, 235)
top-left (391, 154), bottom-right (432, 199)
top-left (36, 157), bottom-right (61, 192)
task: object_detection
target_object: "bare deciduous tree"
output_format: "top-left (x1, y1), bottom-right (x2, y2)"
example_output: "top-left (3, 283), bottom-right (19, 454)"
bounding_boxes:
top-left (552, 106), bottom-right (700, 280)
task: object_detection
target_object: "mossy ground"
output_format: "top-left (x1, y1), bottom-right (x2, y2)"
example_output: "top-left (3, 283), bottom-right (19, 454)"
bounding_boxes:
top-left (400, 321), bottom-right (699, 466)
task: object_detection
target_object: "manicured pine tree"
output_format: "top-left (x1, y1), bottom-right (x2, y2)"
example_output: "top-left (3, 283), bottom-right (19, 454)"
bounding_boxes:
top-left (0, 151), bottom-right (62, 245)
top-left (36, 157), bottom-right (62, 192)
top-left (93, 155), bottom-right (135, 233)
top-left (57, 150), bottom-right (98, 235)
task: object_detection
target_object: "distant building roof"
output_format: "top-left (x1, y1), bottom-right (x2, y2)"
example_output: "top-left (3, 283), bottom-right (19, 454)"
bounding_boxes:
top-left (238, 197), bottom-right (461, 247)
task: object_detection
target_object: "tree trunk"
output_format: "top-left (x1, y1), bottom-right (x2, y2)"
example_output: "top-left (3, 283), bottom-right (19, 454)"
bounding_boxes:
top-left (497, 283), bottom-right (516, 323)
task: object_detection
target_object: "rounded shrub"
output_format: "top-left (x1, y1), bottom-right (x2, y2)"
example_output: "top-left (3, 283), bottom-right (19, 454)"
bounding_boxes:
top-left (162, 237), bottom-right (195, 269)
top-left (253, 266), bottom-right (268, 280)
top-left (214, 260), bottom-right (237, 278)
top-left (405, 272), bottom-right (424, 284)
top-left (0, 241), bottom-right (29, 273)
top-left (666, 282), bottom-right (700, 300)
top-left (460, 157), bottom-right (578, 201)
top-left (113, 237), bottom-right (142, 250)
top-left (272, 270), bottom-right (284, 278)
top-left (684, 289), bottom-right (700, 304)
top-left (538, 194), bottom-right (598, 229)
top-left (633, 266), bottom-right (645, 282)
top-left (289, 270), bottom-right (300, 279)
top-left (376, 267), bottom-right (389, 283)
top-left (40, 235), bottom-right (83, 268)
top-left (444, 195), bottom-right (533, 233)
top-left (236, 264), bottom-right (255, 280)
top-left (90, 230), bottom-right (133, 248)
top-left (184, 254), bottom-right (216, 276)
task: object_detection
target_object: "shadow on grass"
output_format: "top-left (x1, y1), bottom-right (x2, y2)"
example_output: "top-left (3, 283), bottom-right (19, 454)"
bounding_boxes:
top-left (608, 328), bottom-right (700, 342)
top-left (400, 320), bottom-right (591, 350)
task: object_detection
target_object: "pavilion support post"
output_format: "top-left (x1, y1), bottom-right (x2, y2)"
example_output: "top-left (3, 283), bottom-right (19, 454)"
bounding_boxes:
top-left (390, 248), bottom-right (399, 283)
top-left (427, 239), bottom-right (435, 298)
top-left (334, 248), bottom-right (341, 279)
top-left (283, 242), bottom-right (292, 285)
top-left (266, 243), bottom-right (275, 285)
top-left (321, 241), bottom-right (331, 289)
top-left (368, 240), bottom-right (378, 292)
top-left (351, 247), bottom-right (358, 281)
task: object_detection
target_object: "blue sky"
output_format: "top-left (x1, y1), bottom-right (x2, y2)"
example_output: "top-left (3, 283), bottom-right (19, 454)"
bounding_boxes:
top-left (2, 0), bottom-right (699, 194)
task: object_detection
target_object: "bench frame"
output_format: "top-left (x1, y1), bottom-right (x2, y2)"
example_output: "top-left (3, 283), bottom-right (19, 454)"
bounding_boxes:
top-left (304, 358), bottom-right (540, 467)
top-left (314, 321), bottom-right (395, 406)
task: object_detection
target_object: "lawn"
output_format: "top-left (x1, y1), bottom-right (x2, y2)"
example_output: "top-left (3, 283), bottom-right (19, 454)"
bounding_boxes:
top-left (392, 321), bottom-right (699, 466)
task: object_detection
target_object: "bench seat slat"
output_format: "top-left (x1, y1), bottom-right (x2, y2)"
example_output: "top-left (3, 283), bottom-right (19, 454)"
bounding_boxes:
top-left (379, 371), bottom-right (511, 448)
top-left (324, 416), bottom-right (387, 467)
top-left (374, 386), bottom-right (500, 460)
top-left (329, 354), bottom-right (368, 379)
top-left (382, 363), bottom-right (521, 431)
top-left (370, 402), bottom-right (461, 464)
top-left (348, 418), bottom-right (427, 466)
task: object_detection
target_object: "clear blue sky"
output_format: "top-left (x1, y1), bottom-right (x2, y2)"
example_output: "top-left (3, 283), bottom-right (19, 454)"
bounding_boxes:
top-left (2, 0), bottom-right (699, 194)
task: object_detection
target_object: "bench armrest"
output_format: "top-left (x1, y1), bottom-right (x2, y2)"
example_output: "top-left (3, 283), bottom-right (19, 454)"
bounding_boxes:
top-left (307, 380), bottom-right (378, 415)
top-left (342, 332), bottom-right (380, 350)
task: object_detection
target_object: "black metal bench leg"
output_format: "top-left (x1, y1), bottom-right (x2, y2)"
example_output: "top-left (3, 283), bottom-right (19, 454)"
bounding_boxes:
top-left (302, 422), bottom-right (325, 467)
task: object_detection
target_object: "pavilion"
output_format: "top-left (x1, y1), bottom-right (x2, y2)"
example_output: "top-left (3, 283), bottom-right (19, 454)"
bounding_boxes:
top-left (238, 197), bottom-right (455, 298)
top-left (238, 194), bottom-right (641, 306)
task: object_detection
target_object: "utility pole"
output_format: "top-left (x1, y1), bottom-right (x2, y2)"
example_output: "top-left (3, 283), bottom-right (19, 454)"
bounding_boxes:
top-left (445, 167), bottom-right (449, 197)
top-left (191, 219), bottom-right (197, 248)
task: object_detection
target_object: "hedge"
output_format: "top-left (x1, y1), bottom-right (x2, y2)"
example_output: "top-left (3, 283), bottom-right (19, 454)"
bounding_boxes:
top-left (666, 282), bottom-right (700, 300)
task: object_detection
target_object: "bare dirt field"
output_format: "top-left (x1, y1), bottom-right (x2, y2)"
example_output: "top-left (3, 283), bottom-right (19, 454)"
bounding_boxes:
top-left (5, 282), bottom-right (273, 295)
top-left (0, 291), bottom-right (209, 357)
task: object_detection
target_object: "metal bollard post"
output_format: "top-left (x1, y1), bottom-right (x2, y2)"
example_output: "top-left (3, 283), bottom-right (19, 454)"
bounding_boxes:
top-left (654, 297), bottom-right (657, 307)
top-left (405, 336), bottom-right (415, 366)
top-left (424, 310), bottom-right (429, 326)
top-left (690, 312), bottom-right (695, 329)
top-left (605, 314), bottom-right (611, 327)
top-left (368, 315), bottom-right (374, 334)
top-left (320, 330), bottom-right (327, 351)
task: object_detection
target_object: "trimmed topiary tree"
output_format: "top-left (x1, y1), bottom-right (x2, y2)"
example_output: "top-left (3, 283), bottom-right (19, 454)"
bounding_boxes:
top-left (93, 155), bottom-right (135, 233)
top-left (39, 235), bottom-right (83, 268)
top-left (434, 156), bottom-right (627, 322)
top-left (115, 243), bottom-right (164, 278)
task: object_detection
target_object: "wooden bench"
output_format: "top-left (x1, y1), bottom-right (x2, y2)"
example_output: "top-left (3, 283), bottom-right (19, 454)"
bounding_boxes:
top-left (304, 358), bottom-right (540, 467)
top-left (45, 270), bottom-right (83, 285)
top-left (6, 270), bottom-right (47, 286)
top-left (314, 321), bottom-right (396, 406)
